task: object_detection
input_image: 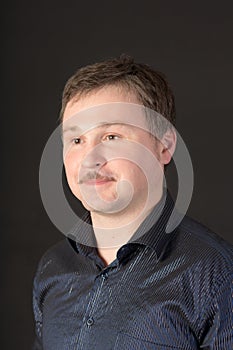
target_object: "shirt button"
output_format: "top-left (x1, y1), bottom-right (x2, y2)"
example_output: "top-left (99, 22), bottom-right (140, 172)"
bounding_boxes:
top-left (102, 273), bottom-right (108, 281)
top-left (86, 317), bottom-right (94, 326)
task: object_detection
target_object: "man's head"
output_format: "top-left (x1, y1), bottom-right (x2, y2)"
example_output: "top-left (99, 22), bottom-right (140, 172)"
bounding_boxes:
top-left (60, 55), bottom-right (175, 130)
top-left (61, 56), bottom-right (176, 217)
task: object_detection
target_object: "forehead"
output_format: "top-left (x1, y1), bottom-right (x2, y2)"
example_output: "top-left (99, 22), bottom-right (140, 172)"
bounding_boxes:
top-left (63, 85), bottom-right (140, 121)
top-left (62, 86), bottom-right (150, 135)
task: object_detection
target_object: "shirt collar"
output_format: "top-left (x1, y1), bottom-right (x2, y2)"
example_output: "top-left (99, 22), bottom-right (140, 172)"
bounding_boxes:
top-left (68, 191), bottom-right (176, 263)
top-left (67, 211), bottom-right (97, 257)
top-left (128, 191), bottom-right (176, 260)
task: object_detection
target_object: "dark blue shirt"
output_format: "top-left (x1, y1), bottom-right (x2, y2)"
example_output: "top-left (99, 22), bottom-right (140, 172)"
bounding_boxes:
top-left (32, 195), bottom-right (233, 349)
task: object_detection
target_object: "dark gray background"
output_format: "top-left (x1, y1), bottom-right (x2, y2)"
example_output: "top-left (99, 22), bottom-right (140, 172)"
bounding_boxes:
top-left (2, 1), bottom-right (233, 348)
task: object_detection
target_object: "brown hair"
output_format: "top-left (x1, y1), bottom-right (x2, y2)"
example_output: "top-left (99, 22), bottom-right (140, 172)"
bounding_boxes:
top-left (60, 55), bottom-right (176, 130)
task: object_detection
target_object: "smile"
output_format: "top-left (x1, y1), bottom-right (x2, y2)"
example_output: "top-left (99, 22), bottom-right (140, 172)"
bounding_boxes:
top-left (80, 178), bottom-right (116, 186)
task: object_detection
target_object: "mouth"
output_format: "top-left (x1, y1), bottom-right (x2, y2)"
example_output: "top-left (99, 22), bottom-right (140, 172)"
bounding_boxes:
top-left (78, 174), bottom-right (116, 186)
top-left (82, 178), bottom-right (115, 186)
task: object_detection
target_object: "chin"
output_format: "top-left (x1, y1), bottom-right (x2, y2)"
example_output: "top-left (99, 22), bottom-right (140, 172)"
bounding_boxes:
top-left (83, 197), bottom-right (135, 215)
top-left (81, 202), bottom-right (117, 214)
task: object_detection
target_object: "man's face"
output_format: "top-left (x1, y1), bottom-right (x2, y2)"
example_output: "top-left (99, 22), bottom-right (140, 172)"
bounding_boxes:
top-left (62, 86), bottom-right (168, 215)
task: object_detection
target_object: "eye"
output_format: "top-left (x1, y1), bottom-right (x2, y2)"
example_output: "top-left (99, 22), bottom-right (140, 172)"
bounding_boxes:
top-left (104, 134), bottom-right (120, 141)
top-left (72, 137), bottom-right (82, 144)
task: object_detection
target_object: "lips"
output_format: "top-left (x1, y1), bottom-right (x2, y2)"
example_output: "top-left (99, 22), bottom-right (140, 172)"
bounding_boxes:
top-left (78, 173), bottom-right (116, 185)
top-left (82, 177), bottom-right (115, 186)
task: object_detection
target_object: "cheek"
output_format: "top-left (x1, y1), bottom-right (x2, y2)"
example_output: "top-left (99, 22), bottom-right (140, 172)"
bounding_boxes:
top-left (119, 161), bottom-right (147, 185)
top-left (63, 151), bottom-right (80, 177)
top-left (121, 159), bottom-right (162, 192)
top-left (63, 152), bottom-right (83, 199)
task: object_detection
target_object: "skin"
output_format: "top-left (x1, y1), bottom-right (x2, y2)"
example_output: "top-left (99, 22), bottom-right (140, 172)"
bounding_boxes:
top-left (63, 85), bottom-right (175, 265)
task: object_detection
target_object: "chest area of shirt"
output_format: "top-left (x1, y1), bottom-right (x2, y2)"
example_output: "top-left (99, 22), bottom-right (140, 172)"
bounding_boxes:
top-left (41, 258), bottom-right (199, 350)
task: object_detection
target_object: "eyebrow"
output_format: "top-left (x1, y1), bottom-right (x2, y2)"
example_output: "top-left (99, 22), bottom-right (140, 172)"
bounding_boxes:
top-left (62, 122), bottom-right (128, 134)
top-left (63, 126), bottom-right (79, 134)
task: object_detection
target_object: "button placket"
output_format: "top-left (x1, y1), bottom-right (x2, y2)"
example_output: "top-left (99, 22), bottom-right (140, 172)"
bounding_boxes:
top-left (102, 272), bottom-right (108, 281)
top-left (84, 273), bottom-right (106, 329)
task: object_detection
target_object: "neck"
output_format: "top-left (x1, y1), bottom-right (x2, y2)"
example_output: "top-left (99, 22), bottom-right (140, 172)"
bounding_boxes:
top-left (90, 189), bottom-right (163, 265)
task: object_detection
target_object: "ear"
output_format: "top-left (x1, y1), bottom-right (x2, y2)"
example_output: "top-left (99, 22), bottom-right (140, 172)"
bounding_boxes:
top-left (158, 127), bottom-right (177, 165)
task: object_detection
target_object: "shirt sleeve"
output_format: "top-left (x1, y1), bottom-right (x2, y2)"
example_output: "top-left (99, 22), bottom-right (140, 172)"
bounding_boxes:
top-left (32, 265), bottom-right (43, 350)
top-left (200, 273), bottom-right (233, 349)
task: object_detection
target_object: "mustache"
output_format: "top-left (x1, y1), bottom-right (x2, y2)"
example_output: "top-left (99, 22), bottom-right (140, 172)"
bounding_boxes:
top-left (78, 171), bottom-right (117, 184)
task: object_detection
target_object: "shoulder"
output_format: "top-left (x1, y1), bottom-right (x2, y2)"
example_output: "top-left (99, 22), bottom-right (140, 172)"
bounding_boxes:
top-left (175, 216), bottom-right (232, 287)
top-left (34, 238), bottom-right (80, 281)
top-left (179, 216), bottom-right (232, 258)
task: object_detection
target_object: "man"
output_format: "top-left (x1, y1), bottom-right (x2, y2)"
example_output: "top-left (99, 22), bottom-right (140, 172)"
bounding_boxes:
top-left (33, 55), bottom-right (233, 349)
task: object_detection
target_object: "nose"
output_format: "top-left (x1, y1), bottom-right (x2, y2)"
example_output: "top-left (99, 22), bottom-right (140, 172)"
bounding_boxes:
top-left (81, 144), bottom-right (107, 169)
